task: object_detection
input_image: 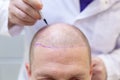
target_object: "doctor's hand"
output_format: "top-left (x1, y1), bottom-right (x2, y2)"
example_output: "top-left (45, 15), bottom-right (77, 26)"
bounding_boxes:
top-left (92, 57), bottom-right (107, 80)
top-left (8, 0), bottom-right (43, 28)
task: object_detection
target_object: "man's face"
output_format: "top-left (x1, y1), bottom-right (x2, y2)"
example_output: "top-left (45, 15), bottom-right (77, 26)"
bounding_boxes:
top-left (26, 46), bottom-right (92, 80)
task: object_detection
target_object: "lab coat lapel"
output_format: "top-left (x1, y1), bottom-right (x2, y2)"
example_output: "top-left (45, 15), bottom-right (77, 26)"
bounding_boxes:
top-left (75, 0), bottom-right (119, 20)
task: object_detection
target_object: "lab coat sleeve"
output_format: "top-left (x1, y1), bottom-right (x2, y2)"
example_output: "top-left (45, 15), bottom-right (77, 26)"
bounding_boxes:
top-left (98, 36), bottom-right (120, 80)
top-left (0, 0), bottom-right (10, 36)
top-left (0, 0), bottom-right (24, 36)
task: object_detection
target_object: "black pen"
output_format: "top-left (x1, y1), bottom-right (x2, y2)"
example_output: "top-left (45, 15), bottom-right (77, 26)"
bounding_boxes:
top-left (39, 11), bottom-right (48, 25)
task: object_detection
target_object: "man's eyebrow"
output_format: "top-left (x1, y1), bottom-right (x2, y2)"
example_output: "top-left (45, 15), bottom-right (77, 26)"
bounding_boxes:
top-left (35, 72), bottom-right (85, 77)
top-left (35, 73), bottom-right (54, 78)
top-left (70, 73), bottom-right (86, 77)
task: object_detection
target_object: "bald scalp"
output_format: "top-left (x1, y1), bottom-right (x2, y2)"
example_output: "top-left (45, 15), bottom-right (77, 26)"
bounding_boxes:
top-left (30, 23), bottom-right (91, 64)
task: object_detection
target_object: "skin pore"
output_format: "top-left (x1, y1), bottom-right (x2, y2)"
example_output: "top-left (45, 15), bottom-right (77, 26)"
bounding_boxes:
top-left (26, 23), bottom-right (92, 80)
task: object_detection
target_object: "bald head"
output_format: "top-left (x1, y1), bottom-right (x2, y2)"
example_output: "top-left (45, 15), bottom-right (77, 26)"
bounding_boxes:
top-left (30, 23), bottom-right (91, 65)
top-left (27, 23), bottom-right (92, 80)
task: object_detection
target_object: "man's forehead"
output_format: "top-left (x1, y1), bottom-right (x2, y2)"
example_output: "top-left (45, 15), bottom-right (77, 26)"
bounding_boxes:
top-left (33, 62), bottom-right (89, 78)
top-left (32, 46), bottom-right (89, 67)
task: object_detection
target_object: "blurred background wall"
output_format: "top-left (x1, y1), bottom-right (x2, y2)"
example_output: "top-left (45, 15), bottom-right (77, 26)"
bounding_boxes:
top-left (0, 35), bottom-right (24, 80)
top-left (0, 0), bottom-right (24, 80)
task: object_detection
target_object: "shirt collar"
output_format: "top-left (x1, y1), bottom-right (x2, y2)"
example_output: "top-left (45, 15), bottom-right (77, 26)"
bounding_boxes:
top-left (80, 0), bottom-right (94, 12)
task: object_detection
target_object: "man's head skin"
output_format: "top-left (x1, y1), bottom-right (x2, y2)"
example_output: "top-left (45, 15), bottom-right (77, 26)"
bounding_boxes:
top-left (26, 23), bottom-right (93, 80)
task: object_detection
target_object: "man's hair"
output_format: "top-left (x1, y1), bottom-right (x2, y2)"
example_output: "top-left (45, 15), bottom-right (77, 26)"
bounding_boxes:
top-left (29, 23), bottom-right (91, 65)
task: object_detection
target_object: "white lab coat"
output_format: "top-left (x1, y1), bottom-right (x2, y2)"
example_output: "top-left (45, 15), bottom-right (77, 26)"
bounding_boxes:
top-left (0, 0), bottom-right (9, 35)
top-left (0, 0), bottom-right (120, 80)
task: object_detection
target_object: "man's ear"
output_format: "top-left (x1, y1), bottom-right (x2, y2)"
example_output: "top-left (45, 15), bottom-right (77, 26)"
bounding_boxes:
top-left (25, 63), bottom-right (31, 77)
top-left (90, 64), bottom-right (93, 79)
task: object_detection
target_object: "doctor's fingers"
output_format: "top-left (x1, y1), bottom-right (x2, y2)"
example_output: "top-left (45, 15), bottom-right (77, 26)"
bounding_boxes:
top-left (9, 12), bottom-right (37, 26)
top-left (10, 5), bottom-right (39, 23)
top-left (23, 0), bottom-right (43, 10)
top-left (10, 0), bottom-right (41, 20)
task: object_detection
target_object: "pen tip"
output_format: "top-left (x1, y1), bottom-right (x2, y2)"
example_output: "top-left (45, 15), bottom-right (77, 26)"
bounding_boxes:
top-left (43, 19), bottom-right (48, 25)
